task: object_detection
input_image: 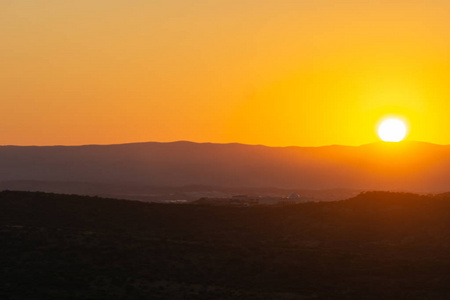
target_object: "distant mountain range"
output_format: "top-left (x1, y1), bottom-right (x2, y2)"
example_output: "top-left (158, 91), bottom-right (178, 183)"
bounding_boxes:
top-left (0, 141), bottom-right (449, 196)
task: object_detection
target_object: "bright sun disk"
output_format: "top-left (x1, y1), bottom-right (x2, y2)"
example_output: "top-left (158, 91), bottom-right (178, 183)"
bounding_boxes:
top-left (377, 118), bottom-right (407, 142)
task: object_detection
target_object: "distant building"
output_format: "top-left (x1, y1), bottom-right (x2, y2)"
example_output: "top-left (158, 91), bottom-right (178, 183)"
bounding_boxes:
top-left (287, 192), bottom-right (300, 200)
top-left (285, 192), bottom-right (315, 203)
top-left (232, 194), bottom-right (248, 200)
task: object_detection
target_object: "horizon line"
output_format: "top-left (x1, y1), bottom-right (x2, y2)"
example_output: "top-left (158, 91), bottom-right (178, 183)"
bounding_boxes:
top-left (0, 139), bottom-right (446, 148)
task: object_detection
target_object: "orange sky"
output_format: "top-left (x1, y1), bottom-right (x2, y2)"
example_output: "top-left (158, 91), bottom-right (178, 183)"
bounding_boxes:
top-left (2, 1), bottom-right (450, 146)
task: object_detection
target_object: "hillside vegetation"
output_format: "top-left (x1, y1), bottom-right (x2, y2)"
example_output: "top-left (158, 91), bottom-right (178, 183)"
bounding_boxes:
top-left (1, 191), bottom-right (450, 299)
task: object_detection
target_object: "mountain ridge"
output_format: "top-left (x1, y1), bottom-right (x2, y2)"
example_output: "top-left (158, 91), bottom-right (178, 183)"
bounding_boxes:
top-left (1, 139), bottom-right (446, 148)
top-left (1, 140), bottom-right (450, 193)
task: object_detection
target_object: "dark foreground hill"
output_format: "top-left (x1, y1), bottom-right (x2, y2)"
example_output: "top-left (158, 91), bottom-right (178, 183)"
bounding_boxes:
top-left (2, 191), bottom-right (450, 299)
top-left (1, 141), bottom-right (450, 193)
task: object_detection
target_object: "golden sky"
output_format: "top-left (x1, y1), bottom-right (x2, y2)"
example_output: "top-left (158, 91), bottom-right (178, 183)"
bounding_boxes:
top-left (2, 0), bottom-right (450, 146)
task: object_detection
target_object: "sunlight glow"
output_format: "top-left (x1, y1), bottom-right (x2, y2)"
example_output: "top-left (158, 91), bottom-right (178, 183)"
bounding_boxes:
top-left (377, 118), bottom-right (407, 142)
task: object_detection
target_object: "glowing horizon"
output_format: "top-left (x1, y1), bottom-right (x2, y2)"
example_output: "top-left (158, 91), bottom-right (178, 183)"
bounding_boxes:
top-left (2, 1), bottom-right (450, 147)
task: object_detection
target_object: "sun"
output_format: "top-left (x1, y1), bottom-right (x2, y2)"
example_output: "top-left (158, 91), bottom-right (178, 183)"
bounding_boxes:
top-left (377, 118), bottom-right (407, 142)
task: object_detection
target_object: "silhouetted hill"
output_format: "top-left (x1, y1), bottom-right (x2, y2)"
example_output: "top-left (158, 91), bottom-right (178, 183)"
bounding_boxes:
top-left (1, 141), bottom-right (450, 193)
top-left (2, 190), bottom-right (450, 299)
